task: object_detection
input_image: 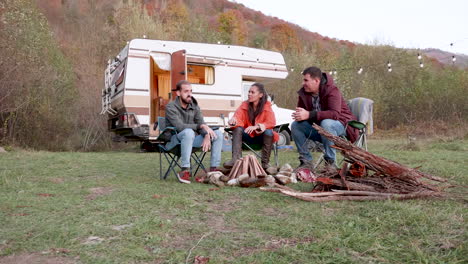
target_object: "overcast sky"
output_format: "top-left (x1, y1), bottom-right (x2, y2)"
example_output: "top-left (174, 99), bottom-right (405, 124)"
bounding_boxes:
top-left (232, 0), bottom-right (468, 55)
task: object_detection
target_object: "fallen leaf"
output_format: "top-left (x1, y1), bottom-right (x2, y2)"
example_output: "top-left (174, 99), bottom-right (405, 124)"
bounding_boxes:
top-left (37, 193), bottom-right (55, 197)
top-left (208, 188), bottom-right (219, 191)
top-left (111, 224), bottom-right (133, 231)
top-left (51, 248), bottom-right (70, 254)
top-left (9, 213), bottom-right (29, 216)
top-left (194, 255), bottom-right (210, 264)
top-left (152, 194), bottom-right (165, 199)
top-left (82, 236), bottom-right (104, 245)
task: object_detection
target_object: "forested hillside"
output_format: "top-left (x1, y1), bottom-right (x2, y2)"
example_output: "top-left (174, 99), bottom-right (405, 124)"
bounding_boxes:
top-left (1, 0), bottom-right (466, 150)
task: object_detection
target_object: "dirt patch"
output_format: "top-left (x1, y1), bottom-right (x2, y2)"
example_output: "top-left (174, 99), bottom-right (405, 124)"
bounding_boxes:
top-left (160, 196), bottom-right (245, 251)
top-left (49, 178), bottom-right (64, 184)
top-left (85, 187), bottom-right (114, 200)
top-left (0, 253), bottom-right (77, 264)
top-left (231, 236), bottom-right (316, 258)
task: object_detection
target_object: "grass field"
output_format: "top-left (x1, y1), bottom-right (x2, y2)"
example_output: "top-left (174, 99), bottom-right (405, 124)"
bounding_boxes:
top-left (0, 138), bottom-right (467, 263)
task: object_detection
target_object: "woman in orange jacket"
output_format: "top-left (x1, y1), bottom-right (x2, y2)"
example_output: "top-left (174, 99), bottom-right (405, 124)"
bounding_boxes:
top-left (223, 83), bottom-right (278, 170)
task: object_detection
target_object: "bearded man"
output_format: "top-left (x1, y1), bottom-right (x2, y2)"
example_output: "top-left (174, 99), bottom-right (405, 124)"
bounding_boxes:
top-left (164, 80), bottom-right (223, 183)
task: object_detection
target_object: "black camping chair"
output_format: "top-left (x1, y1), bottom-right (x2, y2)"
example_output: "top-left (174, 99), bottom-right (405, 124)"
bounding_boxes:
top-left (155, 117), bottom-right (207, 180)
top-left (312, 99), bottom-right (370, 169)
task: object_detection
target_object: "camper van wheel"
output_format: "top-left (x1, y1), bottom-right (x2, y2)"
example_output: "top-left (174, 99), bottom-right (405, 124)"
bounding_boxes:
top-left (277, 130), bottom-right (291, 146)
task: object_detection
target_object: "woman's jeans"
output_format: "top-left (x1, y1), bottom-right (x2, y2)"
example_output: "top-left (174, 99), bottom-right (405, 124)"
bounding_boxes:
top-left (291, 119), bottom-right (345, 162)
top-left (239, 128), bottom-right (274, 144)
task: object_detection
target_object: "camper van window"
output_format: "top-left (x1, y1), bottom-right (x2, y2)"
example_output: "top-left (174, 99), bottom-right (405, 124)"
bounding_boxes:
top-left (187, 64), bottom-right (214, 85)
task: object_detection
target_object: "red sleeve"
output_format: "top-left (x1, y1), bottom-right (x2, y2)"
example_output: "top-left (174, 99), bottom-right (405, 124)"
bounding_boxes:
top-left (233, 104), bottom-right (248, 128)
top-left (257, 106), bottom-right (276, 129)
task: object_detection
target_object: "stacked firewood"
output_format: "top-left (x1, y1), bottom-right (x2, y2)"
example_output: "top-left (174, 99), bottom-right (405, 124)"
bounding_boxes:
top-left (260, 124), bottom-right (451, 202)
top-left (202, 155), bottom-right (296, 188)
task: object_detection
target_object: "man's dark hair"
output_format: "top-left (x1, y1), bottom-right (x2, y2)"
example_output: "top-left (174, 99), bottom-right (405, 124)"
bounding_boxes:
top-left (175, 80), bottom-right (191, 91)
top-left (302, 66), bottom-right (322, 79)
top-left (248, 82), bottom-right (268, 125)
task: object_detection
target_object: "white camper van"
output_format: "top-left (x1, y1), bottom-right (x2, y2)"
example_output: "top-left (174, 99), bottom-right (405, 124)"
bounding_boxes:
top-left (102, 39), bottom-right (294, 148)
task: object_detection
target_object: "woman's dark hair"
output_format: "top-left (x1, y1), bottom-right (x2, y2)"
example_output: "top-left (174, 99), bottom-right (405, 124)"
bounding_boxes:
top-left (248, 82), bottom-right (268, 125)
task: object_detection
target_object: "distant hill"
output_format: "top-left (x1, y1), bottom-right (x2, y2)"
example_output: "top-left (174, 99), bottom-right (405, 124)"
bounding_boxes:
top-left (422, 49), bottom-right (468, 68)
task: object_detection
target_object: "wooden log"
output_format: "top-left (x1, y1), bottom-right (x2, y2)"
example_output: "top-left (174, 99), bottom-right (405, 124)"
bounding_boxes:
top-left (312, 124), bottom-right (446, 189)
top-left (278, 190), bottom-right (438, 202)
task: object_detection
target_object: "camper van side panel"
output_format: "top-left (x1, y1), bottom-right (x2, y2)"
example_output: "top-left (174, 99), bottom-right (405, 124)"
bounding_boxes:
top-left (124, 56), bottom-right (150, 126)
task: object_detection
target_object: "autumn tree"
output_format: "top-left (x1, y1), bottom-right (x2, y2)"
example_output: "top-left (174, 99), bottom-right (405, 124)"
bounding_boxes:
top-left (269, 23), bottom-right (301, 53)
top-left (217, 9), bottom-right (247, 45)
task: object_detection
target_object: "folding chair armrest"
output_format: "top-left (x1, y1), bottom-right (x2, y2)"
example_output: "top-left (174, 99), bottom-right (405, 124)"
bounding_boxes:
top-left (275, 123), bottom-right (289, 132)
top-left (161, 127), bottom-right (178, 134)
top-left (347, 120), bottom-right (366, 130)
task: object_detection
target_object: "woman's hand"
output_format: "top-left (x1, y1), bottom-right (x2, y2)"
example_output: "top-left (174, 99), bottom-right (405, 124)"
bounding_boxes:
top-left (244, 125), bottom-right (259, 134)
top-left (228, 117), bottom-right (237, 126)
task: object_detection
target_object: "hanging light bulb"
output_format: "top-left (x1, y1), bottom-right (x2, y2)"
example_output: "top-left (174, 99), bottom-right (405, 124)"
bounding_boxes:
top-left (358, 67), bottom-right (363, 74)
top-left (329, 71), bottom-right (333, 75)
top-left (143, 35), bottom-right (147, 39)
top-left (333, 70), bottom-right (337, 75)
top-left (387, 61), bottom-right (391, 67)
top-left (452, 55), bottom-right (457, 62)
top-left (290, 67), bottom-right (295, 72)
top-left (419, 62), bottom-right (424, 68)
top-left (388, 67), bottom-right (392, 72)
top-left (417, 53), bottom-right (422, 60)
top-left (217, 41), bottom-right (221, 44)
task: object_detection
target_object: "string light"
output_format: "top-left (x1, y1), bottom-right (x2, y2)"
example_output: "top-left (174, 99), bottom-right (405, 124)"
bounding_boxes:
top-left (290, 67), bottom-right (295, 72)
top-left (217, 41), bottom-right (221, 44)
top-left (305, 39), bottom-right (465, 76)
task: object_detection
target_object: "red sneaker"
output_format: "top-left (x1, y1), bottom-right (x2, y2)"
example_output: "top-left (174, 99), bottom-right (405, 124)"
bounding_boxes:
top-left (177, 170), bottom-right (191, 184)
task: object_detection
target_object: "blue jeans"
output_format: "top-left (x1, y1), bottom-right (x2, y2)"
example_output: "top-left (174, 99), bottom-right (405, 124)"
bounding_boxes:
top-left (291, 119), bottom-right (345, 162)
top-left (165, 128), bottom-right (223, 168)
top-left (240, 128), bottom-right (274, 144)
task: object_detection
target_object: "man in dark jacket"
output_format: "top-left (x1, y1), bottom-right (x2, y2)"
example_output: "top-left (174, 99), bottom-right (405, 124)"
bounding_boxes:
top-left (165, 80), bottom-right (223, 184)
top-left (291, 66), bottom-right (358, 167)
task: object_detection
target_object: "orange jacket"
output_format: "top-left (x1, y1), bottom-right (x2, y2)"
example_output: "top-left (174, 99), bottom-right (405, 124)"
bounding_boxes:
top-left (232, 101), bottom-right (279, 142)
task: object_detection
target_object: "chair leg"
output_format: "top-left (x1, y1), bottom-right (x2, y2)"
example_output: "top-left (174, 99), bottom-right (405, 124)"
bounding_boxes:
top-left (191, 151), bottom-right (207, 177)
top-left (274, 142), bottom-right (279, 167)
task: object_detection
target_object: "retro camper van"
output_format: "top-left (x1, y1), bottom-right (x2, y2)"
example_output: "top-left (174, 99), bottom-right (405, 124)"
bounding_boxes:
top-left (102, 39), bottom-right (294, 147)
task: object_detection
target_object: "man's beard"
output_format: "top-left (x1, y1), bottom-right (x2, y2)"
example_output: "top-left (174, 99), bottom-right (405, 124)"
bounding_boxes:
top-left (181, 96), bottom-right (192, 105)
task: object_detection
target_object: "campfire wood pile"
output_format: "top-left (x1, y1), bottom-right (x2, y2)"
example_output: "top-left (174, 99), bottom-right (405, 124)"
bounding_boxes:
top-left (260, 124), bottom-right (451, 202)
top-left (202, 155), bottom-right (296, 187)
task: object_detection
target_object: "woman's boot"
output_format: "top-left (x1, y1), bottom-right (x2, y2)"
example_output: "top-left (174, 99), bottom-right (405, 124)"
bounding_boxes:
top-left (261, 134), bottom-right (273, 170)
top-left (223, 127), bottom-right (242, 168)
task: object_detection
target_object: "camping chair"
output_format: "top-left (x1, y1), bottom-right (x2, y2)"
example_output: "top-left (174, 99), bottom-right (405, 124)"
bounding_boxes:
top-left (155, 117), bottom-right (207, 180)
top-left (225, 124), bottom-right (288, 167)
top-left (312, 99), bottom-right (371, 169)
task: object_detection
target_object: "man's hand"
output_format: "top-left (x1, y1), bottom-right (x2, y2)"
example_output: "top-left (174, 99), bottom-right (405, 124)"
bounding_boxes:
top-left (200, 124), bottom-right (217, 140)
top-left (201, 134), bottom-right (211, 152)
top-left (292, 107), bottom-right (310, 121)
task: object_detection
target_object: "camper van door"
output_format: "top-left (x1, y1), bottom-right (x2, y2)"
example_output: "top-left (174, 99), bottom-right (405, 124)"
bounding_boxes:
top-left (170, 50), bottom-right (187, 99)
